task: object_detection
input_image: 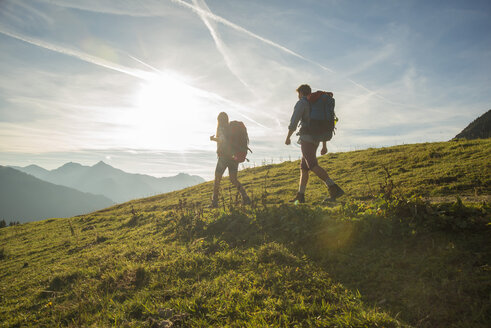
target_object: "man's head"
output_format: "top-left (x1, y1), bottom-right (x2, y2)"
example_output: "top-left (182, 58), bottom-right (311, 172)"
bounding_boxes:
top-left (296, 84), bottom-right (312, 98)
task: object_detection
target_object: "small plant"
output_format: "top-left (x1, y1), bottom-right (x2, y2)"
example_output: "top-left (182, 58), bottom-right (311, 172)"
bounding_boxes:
top-left (363, 170), bottom-right (375, 197)
top-left (68, 221), bottom-right (75, 236)
top-left (220, 189), bottom-right (226, 211)
top-left (124, 206), bottom-right (142, 227)
top-left (260, 169), bottom-right (270, 208)
top-left (134, 267), bottom-right (147, 288)
top-left (228, 185), bottom-right (233, 209)
top-left (379, 165), bottom-right (397, 200)
top-left (95, 231), bottom-right (108, 243)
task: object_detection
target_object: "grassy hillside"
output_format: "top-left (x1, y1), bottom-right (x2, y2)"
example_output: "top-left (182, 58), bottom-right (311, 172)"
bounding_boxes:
top-left (454, 109), bottom-right (491, 140)
top-left (0, 139), bottom-right (490, 327)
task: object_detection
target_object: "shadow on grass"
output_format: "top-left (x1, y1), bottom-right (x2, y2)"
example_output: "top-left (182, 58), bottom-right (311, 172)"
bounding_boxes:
top-left (172, 199), bottom-right (490, 328)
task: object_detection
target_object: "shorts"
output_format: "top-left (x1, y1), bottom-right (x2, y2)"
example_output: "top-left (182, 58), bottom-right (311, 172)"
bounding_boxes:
top-left (215, 157), bottom-right (239, 177)
top-left (300, 140), bottom-right (319, 171)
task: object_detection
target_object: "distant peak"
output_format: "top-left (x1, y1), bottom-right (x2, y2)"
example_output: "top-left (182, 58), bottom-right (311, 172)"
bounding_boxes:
top-left (59, 162), bottom-right (82, 168)
top-left (26, 164), bottom-right (44, 169)
top-left (93, 161), bottom-right (113, 168)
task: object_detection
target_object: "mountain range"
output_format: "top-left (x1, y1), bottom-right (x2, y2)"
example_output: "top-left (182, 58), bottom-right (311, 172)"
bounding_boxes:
top-left (11, 161), bottom-right (205, 203)
top-left (0, 166), bottom-right (114, 223)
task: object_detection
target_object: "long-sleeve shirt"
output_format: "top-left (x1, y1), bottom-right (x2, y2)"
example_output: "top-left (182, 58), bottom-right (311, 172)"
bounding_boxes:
top-left (288, 97), bottom-right (316, 144)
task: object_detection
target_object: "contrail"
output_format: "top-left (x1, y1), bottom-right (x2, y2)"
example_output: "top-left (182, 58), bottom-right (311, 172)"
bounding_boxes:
top-left (32, 0), bottom-right (157, 17)
top-left (0, 27), bottom-right (151, 81)
top-left (127, 54), bottom-right (163, 73)
top-left (0, 26), bottom-right (267, 127)
top-left (39, 0), bottom-right (393, 104)
top-left (14, 1), bottom-right (54, 26)
top-left (191, 0), bottom-right (253, 91)
top-left (169, 0), bottom-right (326, 69)
top-left (168, 0), bottom-right (407, 105)
top-left (125, 51), bottom-right (265, 126)
top-left (36, 0), bottom-right (334, 73)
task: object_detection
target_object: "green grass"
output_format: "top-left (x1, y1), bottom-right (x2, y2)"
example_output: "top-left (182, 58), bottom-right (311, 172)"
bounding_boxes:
top-left (0, 139), bottom-right (490, 327)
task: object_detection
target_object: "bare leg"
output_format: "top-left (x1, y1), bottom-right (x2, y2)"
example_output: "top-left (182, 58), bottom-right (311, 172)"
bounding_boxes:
top-left (311, 165), bottom-right (330, 182)
top-left (299, 169), bottom-right (309, 192)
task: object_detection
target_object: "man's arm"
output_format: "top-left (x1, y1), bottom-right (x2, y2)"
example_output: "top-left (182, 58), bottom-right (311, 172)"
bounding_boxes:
top-left (285, 129), bottom-right (295, 145)
top-left (285, 99), bottom-right (306, 145)
top-left (320, 141), bottom-right (327, 155)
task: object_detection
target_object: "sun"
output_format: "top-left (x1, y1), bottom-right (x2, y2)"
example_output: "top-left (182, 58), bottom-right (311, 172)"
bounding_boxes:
top-left (127, 72), bottom-right (213, 150)
top-left (137, 73), bottom-right (191, 115)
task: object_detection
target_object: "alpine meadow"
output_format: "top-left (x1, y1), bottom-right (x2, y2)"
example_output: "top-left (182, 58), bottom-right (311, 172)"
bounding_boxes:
top-left (1, 139), bottom-right (489, 327)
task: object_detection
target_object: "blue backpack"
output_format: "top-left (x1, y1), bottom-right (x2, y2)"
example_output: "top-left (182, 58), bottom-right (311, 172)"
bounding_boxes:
top-left (302, 91), bottom-right (337, 141)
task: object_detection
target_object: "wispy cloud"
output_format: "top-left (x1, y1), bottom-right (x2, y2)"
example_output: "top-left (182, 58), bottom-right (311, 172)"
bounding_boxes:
top-left (345, 44), bottom-right (396, 78)
top-left (191, 0), bottom-right (252, 91)
top-left (11, 0), bottom-right (54, 26)
top-left (0, 24), bottom-right (267, 126)
top-left (30, 0), bottom-right (402, 110)
top-left (0, 27), bottom-right (150, 80)
top-left (173, 0), bottom-right (412, 108)
top-left (32, 0), bottom-right (177, 18)
top-left (169, 0), bottom-right (342, 79)
top-left (37, 0), bottom-right (330, 73)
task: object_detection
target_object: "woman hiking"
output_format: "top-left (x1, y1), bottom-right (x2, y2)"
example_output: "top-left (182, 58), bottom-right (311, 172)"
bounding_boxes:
top-left (210, 112), bottom-right (251, 208)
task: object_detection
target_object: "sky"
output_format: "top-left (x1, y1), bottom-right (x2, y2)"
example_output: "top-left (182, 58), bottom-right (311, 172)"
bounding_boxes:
top-left (0, 0), bottom-right (490, 180)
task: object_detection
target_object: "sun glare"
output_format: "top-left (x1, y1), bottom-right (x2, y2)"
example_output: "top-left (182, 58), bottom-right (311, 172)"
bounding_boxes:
top-left (127, 72), bottom-right (212, 150)
top-left (137, 74), bottom-right (190, 113)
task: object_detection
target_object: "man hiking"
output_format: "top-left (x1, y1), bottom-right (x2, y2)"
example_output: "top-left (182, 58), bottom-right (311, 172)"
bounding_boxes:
top-left (285, 84), bottom-right (344, 203)
top-left (210, 112), bottom-right (251, 208)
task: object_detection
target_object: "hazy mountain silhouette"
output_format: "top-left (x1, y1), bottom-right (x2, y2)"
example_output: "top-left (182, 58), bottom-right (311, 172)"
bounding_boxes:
top-left (0, 166), bottom-right (114, 223)
top-left (11, 164), bottom-right (50, 179)
top-left (454, 109), bottom-right (491, 140)
top-left (12, 161), bottom-right (205, 203)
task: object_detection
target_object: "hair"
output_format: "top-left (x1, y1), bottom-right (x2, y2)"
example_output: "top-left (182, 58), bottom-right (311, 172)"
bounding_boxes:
top-left (296, 84), bottom-right (312, 96)
top-left (216, 112), bottom-right (229, 137)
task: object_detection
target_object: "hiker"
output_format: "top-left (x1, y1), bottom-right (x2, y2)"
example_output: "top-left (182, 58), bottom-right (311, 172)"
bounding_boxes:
top-left (285, 84), bottom-right (344, 203)
top-left (210, 112), bottom-right (251, 208)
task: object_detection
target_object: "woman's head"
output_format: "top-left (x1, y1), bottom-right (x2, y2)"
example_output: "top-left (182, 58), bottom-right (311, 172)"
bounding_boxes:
top-left (217, 112), bottom-right (229, 126)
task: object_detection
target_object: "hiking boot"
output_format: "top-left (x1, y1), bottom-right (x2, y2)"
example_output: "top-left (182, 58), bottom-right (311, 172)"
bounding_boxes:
top-left (289, 192), bottom-right (305, 203)
top-left (326, 184), bottom-right (345, 201)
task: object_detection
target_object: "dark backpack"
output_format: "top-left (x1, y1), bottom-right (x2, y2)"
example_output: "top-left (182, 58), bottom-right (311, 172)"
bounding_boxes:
top-left (228, 121), bottom-right (251, 163)
top-left (303, 91), bottom-right (337, 141)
